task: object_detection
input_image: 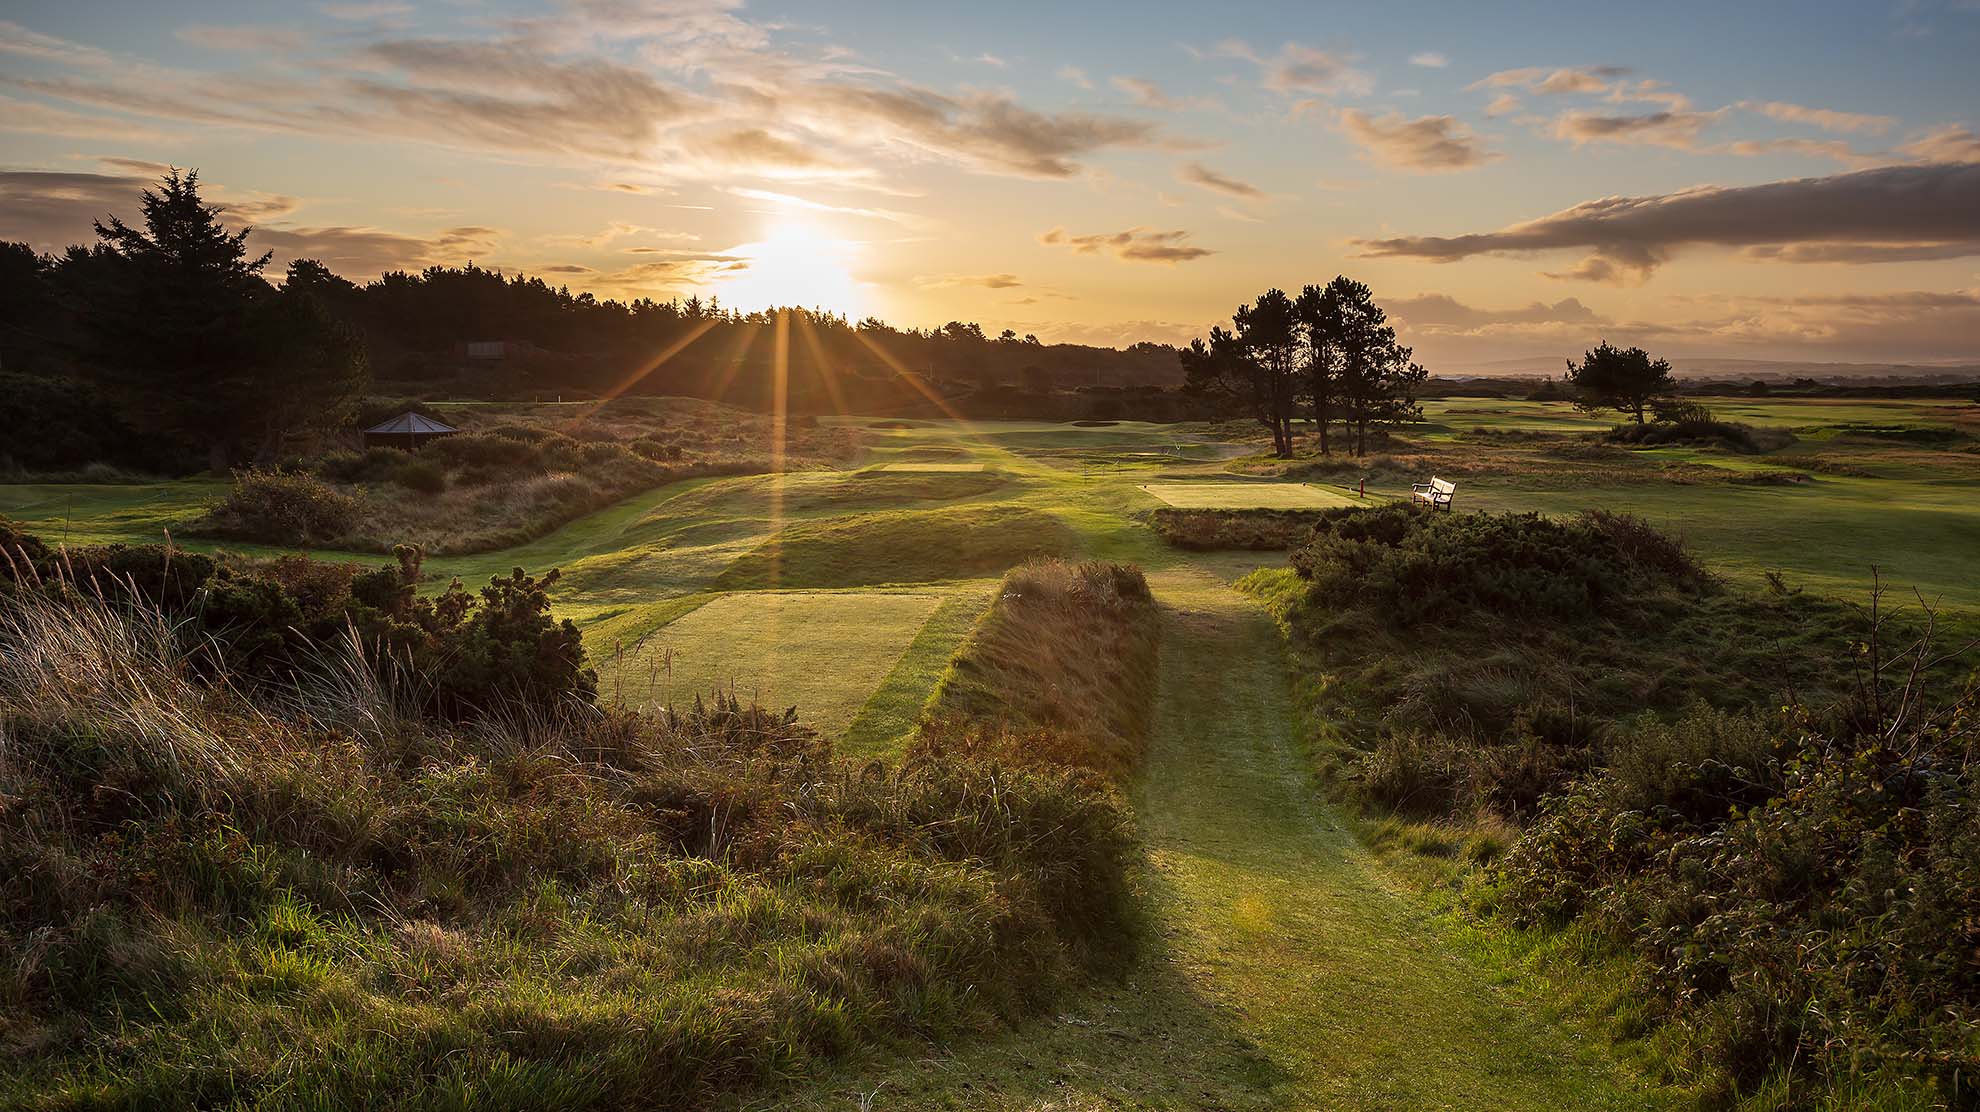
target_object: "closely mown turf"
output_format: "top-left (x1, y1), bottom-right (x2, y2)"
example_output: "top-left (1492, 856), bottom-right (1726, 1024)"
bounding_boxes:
top-left (715, 504), bottom-right (1079, 590)
top-left (1141, 482), bottom-right (1360, 510)
top-left (606, 590), bottom-right (945, 737)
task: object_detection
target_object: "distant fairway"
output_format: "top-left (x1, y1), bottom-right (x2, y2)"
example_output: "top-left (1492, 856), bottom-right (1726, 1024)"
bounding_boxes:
top-left (1142, 482), bottom-right (1360, 509)
top-left (876, 461), bottom-right (987, 473)
top-left (620, 590), bottom-right (943, 736)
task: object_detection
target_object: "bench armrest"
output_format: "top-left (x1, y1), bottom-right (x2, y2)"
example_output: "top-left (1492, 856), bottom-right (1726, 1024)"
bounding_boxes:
top-left (1411, 482), bottom-right (1431, 492)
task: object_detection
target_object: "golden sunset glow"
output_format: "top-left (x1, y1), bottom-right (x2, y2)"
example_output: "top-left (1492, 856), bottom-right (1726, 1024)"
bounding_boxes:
top-left (717, 222), bottom-right (863, 318)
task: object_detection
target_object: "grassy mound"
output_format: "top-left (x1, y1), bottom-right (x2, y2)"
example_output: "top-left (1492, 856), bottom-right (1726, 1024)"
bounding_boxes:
top-left (715, 505), bottom-right (1078, 590)
top-left (918, 559), bottom-right (1159, 780)
top-left (191, 400), bottom-right (862, 556)
top-left (1149, 507), bottom-right (1328, 550)
top-left (0, 572), bottom-right (1135, 1108)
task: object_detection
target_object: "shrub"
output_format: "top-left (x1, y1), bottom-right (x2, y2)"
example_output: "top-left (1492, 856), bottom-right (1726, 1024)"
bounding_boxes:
top-left (313, 446), bottom-right (405, 484)
top-left (1149, 507), bottom-right (1328, 550)
top-left (198, 469), bottom-right (363, 546)
top-left (1287, 503), bottom-right (1708, 626)
top-left (391, 456), bottom-right (448, 494)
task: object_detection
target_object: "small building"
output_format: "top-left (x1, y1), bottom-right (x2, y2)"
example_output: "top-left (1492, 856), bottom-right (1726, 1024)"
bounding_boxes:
top-left (364, 412), bottom-right (459, 451)
top-left (464, 340), bottom-right (510, 361)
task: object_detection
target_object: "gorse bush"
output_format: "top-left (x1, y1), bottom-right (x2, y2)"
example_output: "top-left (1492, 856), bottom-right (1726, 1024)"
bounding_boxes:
top-left (0, 539), bottom-right (1139, 1109)
top-left (0, 522), bottom-right (595, 719)
top-left (1491, 681), bottom-right (1980, 1101)
top-left (1287, 502), bottom-right (1709, 626)
top-left (199, 468), bottom-right (363, 546)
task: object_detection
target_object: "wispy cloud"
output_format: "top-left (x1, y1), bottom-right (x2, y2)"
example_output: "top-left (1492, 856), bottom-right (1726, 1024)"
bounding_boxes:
top-left (1218, 40), bottom-right (1373, 97)
top-left (1353, 162), bottom-right (1980, 281)
top-left (1040, 225), bottom-right (1214, 263)
top-left (1177, 160), bottom-right (1264, 198)
top-left (1339, 110), bottom-right (1499, 172)
top-left (1408, 51), bottom-right (1449, 68)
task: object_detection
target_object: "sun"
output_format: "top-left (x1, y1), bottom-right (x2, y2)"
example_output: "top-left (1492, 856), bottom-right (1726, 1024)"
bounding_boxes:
top-left (717, 221), bottom-right (862, 318)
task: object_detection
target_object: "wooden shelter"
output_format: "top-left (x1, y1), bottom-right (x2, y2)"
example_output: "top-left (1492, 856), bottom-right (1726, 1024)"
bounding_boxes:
top-left (364, 412), bottom-right (459, 451)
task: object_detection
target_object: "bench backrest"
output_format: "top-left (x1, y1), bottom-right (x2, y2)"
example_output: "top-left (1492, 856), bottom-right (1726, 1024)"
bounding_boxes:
top-left (1430, 477), bottom-right (1456, 496)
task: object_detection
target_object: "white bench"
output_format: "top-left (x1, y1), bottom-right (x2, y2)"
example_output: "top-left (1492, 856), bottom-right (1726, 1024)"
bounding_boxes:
top-left (1412, 477), bottom-right (1456, 510)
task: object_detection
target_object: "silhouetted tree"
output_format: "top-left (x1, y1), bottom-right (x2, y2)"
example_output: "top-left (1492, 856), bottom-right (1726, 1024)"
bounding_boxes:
top-left (1294, 282), bottom-right (1341, 456)
top-left (1306, 277), bottom-right (1423, 456)
top-left (77, 171), bottom-right (368, 469)
top-left (1234, 289), bottom-right (1302, 457)
top-left (1564, 341), bottom-right (1675, 424)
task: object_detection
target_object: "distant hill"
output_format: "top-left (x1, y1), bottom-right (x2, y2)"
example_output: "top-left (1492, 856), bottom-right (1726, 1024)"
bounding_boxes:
top-left (1441, 356), bottom-right (1980, 382)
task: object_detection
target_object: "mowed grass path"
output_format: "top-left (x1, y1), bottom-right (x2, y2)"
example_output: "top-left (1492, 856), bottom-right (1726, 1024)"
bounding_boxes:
top-left (782, 570), bottom-right (1665, 1110)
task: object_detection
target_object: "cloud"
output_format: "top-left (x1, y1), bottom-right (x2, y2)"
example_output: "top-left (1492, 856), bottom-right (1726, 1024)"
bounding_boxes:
top-left (1741, 100), bottom-right (1895, 135)
top-left (1177, 160), bottom-right (1264, 198)
top-left (1219, 40), bottom-right (1372, 97)
top-left (1469, 65), bottom-right (1628, 96)
top-left (174, 25), bottom-right (308, 53)
top-left (917, 273), bottom-right (1023, 289)
top-left (316, 2), bottom-right (414, 20)
top-left (1113, 76), bottom-right (1180, 111)
top-left (1549, 108), bottom-right (1725, 150)
top-left (720, 186), bottom-right (918, 224)
top-left (0, 94), bottom-right (179, 142)
top-left (1483, 93), bottom-right (1521, 117)
top-left (3, 9), bottom-right (1167, 186)
top-left (1338, 109), bottom-right (1499, 172)
top-left (1057, 65), bottom-right (1094, 90)
top-left (1039, 226), bottom-right (1214, 263)
top-left (1352, 162), bottom-right (1980, 280)
top-left (1389, 293), bottom-right (1603, 329)
top-left (1408, 51), bottom-right (1449, 68)
top-left (0, 167), bottom-right (501, 277)
top-left (1900, 124), bottom-right (1980, 164)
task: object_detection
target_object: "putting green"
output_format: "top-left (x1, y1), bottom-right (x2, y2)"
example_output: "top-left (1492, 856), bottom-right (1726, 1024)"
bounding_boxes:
top-left (1141, 482), bottom-right (1360, 510)
top-left (616, 590), bottom-right (944, 737)
top-left (876, 462), bottom-right (987, 472)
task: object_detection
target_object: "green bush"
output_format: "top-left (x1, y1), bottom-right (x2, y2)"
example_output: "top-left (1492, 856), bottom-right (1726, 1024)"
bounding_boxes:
top-left (199, 469), bottom-right (363, 546)
top-left (1287, 503), bottom-right (1709, 626)
top-left (1491, 694), bottom-right (1980, 1098)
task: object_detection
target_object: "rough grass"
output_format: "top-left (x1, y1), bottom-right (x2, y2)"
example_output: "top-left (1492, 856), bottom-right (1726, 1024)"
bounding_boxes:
top-left (0, 585), bottom-right (1136, 1110)
top-left (916, 558), bottom-right (1159, 780)
top-left (715, 505), bottom-right (1079, 590)
top-left (191, 397), bottom-right (863, 556)
top-left (1149, 507), bottom-right (1330, 550)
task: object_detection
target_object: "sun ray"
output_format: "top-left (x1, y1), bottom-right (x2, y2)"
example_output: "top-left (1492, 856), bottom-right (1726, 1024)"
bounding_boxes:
top-left (793, 311), bottom-right (853, 419)
top-left (560, 316), bottom-right (719, 433)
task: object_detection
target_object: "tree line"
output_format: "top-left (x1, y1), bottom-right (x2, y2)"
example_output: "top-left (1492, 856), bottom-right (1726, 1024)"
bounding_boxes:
top-left (2, 171), bottom-right (1181, 474)
top-left (1181, 279), bottom-right (1428, 458)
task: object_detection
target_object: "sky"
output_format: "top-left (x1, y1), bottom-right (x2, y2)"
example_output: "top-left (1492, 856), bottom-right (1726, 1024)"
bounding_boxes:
top-left (2, 0), bottom-right (1978, 370)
